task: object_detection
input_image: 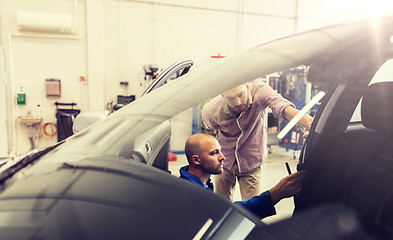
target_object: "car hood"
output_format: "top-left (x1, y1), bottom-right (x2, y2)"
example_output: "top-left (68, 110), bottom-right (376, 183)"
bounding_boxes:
top-left (0, 156), bottom-right (259, 239)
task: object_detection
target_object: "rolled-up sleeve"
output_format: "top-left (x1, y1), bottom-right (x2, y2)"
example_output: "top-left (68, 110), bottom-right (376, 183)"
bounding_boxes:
top-left (202, 98), bottom-right (220, 131)
top-left (256, 82), bottom-right (294, 120)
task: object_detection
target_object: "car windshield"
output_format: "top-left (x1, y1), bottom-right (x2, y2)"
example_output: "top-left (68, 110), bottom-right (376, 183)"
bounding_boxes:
top-left (3, 18), bottom-right (391, 181)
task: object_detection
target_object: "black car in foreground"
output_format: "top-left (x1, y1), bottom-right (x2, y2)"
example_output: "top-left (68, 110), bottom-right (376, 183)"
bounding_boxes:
top-left (1, 16), bottom-right (393, 239)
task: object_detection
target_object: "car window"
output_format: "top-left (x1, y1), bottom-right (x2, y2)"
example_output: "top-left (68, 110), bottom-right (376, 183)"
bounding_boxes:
top-left (168, 68), bottom-right (186, 81)
top-left (348, 59), bottom-right (393, 125)
top-left (141, 60), bottom-right (193, 96)
top-left (306, 56), bottom-right (393, 166)
top-left (313, 58), bottom-right (393, 137)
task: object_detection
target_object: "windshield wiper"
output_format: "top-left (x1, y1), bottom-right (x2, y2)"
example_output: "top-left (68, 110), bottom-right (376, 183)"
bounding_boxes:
top-left (0, 141), bottom-right (64, 184)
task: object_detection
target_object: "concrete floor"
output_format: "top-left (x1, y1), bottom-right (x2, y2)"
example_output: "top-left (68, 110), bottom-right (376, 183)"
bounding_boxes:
top-left (169, 145), bottom-right (299, 225)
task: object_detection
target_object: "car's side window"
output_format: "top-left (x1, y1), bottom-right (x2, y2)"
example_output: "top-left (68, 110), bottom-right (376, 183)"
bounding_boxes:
top-left (349, 59), bottom-right (393, 125)
top-left (308, 58), bottom-right (393, 163)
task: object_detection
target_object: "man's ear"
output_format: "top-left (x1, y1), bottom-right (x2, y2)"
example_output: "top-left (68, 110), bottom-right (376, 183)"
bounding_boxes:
top-left (191, 155), bottom-right (201, 166)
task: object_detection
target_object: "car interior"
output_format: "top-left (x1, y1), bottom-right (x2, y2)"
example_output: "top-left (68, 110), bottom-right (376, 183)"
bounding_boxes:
top-left (296, 57), bottom-right (393, 238)
top-left (117, 120), bottom-right (171, 172)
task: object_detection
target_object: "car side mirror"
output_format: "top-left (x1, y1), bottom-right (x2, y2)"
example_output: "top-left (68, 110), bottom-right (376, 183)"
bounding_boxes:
top-left (72, 110), bottom-right (109, 134)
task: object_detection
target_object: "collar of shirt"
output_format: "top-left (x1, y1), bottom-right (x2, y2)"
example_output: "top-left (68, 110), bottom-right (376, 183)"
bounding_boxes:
top-left (179, 165), bottom-right (214, 191)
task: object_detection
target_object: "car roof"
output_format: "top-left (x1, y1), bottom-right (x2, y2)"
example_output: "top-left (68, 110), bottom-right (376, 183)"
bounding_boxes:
top-left (65, 15), bottom-right (393, 152)
top-left (114, 15), bottom-right (393, 118)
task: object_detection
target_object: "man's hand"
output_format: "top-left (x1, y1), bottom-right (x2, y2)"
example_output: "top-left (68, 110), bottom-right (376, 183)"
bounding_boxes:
top-left (269, 171), bottom-right (307, 205)
top-left (303, 131), bottom-right (309, 139)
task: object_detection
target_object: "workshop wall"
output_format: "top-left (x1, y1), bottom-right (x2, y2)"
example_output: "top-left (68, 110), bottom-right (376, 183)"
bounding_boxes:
top-left (1, 0), bottom-right (333, 156)
top-left (0, 0), bottom-right (87, 156)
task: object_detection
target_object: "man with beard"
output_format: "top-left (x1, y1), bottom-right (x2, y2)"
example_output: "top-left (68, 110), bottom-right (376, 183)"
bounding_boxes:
top-left (202, 80), bottom-right (313, 201)
top-left (179, 133), bottom-right (306, 219)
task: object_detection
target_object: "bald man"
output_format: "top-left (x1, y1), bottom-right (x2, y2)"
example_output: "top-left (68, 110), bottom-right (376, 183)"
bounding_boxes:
top-left (179, 133), bottom-right (306, 219)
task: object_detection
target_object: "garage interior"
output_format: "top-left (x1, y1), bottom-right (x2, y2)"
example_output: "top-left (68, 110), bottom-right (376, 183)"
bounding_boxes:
top-left (1, 0), bottom-right (393, 226)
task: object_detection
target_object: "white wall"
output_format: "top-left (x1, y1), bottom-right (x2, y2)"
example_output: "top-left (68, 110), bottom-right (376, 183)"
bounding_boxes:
top-left (0, 46), bottom-right (7, 157)
top-left (1, 0), bottom-right (339, 156)
top-left (1, 0), bottom-right (87, 156)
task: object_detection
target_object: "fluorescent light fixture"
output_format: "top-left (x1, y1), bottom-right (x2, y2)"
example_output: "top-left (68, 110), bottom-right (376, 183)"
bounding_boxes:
top-left (278, 91), bottom-right (325, 140)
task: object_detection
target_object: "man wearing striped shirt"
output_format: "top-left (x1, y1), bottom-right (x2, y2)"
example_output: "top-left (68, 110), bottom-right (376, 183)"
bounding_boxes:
top-left (202, 80), bottom-right (313, 201)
